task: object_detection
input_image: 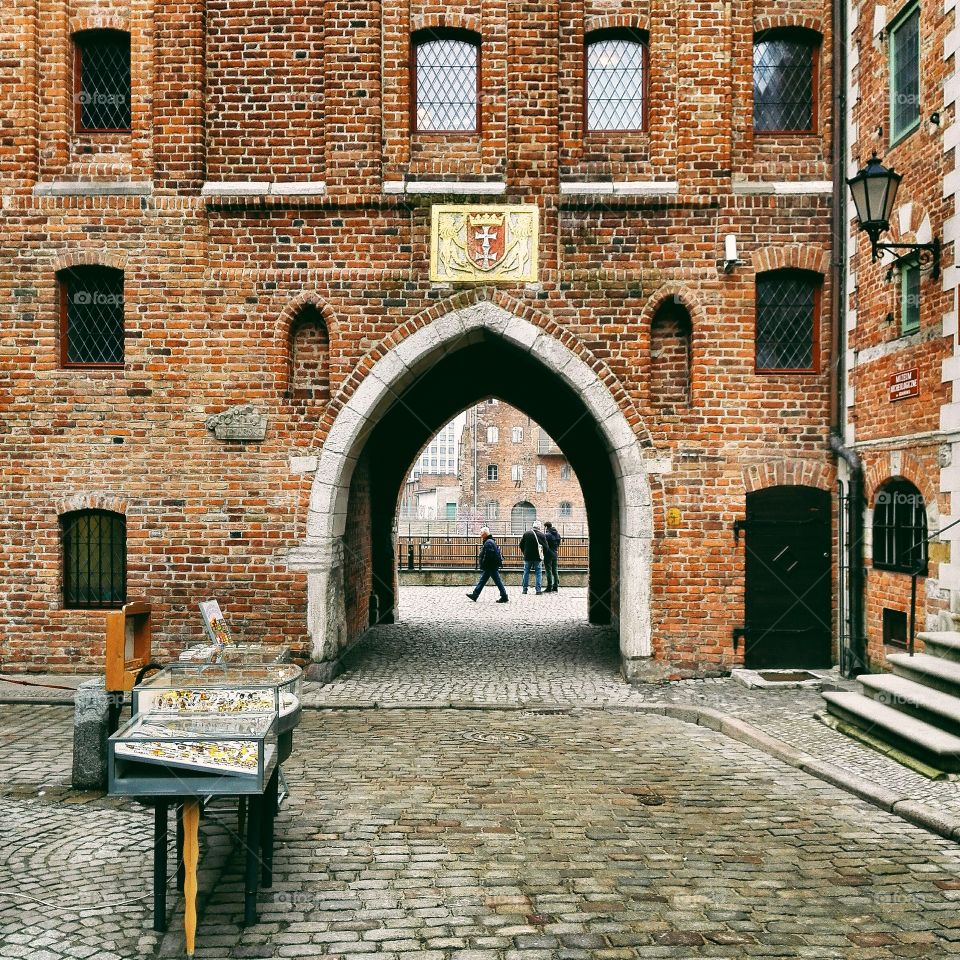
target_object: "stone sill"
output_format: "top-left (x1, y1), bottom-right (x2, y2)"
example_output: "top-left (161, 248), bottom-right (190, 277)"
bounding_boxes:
top-left (732, 180), bottom-right (833, 195)
top-left (559, 180), bottom-right (679, 196)
top-left (200, 181), bottom-right (327, 198)
top-left (383, 180), bottom-right (507, 195)
top-left (33, 181), bottom-right (152, 197)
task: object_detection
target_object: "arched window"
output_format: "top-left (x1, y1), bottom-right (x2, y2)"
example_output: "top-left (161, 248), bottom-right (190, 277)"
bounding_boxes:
top-left (74, 30), bottom-right (131, 132)
top-left (61, 510), bottom-right (126, 608)
top-left (290, 305), bottom-right (330, 401)
top-left (486, 464), bottom-right (498, 481)
top-left (412, 30), bottom-right (480, 132)
top-left (511, 501), bottom-right (536, 534)
top-left (585, 29), bottom-right (648, 131)
top-left (753, 29), bottom-right (820, 133)
top-left (58, 265), bottom-right (125, 367)
top-left (873, 480), bottom-right (928, 574)
top-left (650, 301), bottom-right (692, 407)
top-left (755, 269), bottom-right (820, 373)
top-left (559, 501), bottom-right (573, 518)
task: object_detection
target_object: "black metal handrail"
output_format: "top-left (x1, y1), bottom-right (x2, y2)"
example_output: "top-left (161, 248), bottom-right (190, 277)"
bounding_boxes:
top-left (904, 515), bottom-right (960, 655)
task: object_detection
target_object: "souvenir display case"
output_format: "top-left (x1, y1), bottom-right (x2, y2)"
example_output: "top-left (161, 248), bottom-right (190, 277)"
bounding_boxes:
top-left (108, 711), bottom-right (278, 796)
top-left (133, 662), bottom-right (303, 733)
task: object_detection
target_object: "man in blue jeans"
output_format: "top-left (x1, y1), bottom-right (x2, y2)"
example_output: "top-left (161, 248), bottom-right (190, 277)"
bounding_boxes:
top-left (466, 527), bottom-right (509, 603)
top-left (519, 521), bottom-right (547, 595)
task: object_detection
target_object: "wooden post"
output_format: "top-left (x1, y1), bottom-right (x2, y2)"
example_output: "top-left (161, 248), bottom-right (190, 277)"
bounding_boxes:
top-left (181, 800), bottom-right (200, 958)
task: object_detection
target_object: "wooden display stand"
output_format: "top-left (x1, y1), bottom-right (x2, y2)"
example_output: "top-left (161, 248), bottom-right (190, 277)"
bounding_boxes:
top-left (105, 601), bottom-right (153, 693)
top-left (105, 601), bottom-right (152, 733)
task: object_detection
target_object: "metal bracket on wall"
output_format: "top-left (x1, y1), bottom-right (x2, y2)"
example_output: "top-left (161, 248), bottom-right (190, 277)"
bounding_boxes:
top-left (732, 627), bottom-right (747, 653)
top-left (733, 519), bottom-right (746, 543)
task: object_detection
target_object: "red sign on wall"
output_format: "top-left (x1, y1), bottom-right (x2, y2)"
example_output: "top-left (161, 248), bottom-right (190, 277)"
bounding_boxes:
top-left (889, 368), bottom-right (919, 402)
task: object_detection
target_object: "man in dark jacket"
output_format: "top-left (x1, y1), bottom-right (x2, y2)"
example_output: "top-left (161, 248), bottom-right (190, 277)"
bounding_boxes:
top-left (519, 520), bottom-right (547, 595)
top-left (466, 527), bottom-right (509, 603)
top-left (543, 521), bottom-right (561, 592)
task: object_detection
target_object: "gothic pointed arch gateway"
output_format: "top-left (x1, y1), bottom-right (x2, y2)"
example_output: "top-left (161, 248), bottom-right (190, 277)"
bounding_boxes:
top-left (288, 302), bottom-right (657, 677)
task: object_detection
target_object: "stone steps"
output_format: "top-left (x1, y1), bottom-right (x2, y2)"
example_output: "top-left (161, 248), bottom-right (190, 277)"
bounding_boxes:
top-left (823, 631), bottom-right (960, 773)
top-left (888, 652), bottom-right (960, 698)
top-left (859, 673), bottom-right (960, 737)
top-left (822, 690), bottom-right (960, 771)
top-left (918, 631), bottom-right (960, 664)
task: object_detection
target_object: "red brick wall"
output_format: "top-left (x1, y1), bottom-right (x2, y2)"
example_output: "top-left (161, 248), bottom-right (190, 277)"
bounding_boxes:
top-left (849, 0), bottom-right (954, 665)
top-left (2, 0), bottom-right (836, 676)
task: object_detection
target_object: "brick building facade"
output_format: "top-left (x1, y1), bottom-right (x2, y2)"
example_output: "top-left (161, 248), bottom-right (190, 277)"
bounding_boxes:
top-left (3, 0), bottom-right (839, 679)
top-left (842, 0), bottom-right (959, 668)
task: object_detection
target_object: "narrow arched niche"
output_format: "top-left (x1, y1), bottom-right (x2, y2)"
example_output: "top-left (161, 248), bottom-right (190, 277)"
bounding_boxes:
top-left (289, 305), bottom-right (330, 401)
top-left (650, 302), bottom-right (692, 409)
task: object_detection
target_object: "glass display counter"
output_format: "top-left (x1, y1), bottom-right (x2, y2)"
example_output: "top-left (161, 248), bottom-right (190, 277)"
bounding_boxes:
top-left (133, 662), bottom-right (302, 733)
top-left (109, 712), bottom-right (278, 797)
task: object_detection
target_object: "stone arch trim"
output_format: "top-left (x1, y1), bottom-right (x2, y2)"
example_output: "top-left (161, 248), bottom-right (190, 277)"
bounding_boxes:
top-left (753, 15), bottom-right (824, 36)
top-left (326, 288), bottom-right (653, 449)
top-left (53, 493), bottom-right (128, 516)
top-left (742, 457), bottom-right (833, 494)
top-left (752, 244), bottom-right (829, 276)
top-left (411, 14), bottom-right (482, 36)
top-left (291, 299), bottom-right (656, 664)
top-left (584, 15), bottom-right (651, 35)
top-left (53, 250), bottom-right (129, 273)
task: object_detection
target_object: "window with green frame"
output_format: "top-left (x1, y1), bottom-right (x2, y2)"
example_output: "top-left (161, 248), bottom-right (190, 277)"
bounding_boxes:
top-left (889, 4), bottom-right (920, 144)
top-left (900, 256), bottom-right (920, 334)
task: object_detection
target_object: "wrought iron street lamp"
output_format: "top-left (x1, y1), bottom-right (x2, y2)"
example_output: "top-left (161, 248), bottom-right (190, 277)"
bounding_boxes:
top-left (847, 152), bottom-right (940, 279)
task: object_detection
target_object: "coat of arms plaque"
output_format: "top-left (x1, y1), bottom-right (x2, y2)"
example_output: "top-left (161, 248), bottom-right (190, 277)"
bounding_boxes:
top-left (430, 204), bottom-right (539, 283)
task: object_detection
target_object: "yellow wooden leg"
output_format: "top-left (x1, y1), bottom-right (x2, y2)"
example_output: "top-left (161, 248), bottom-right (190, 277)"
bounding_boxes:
top-left (182, 800), bottom-right (200, 958)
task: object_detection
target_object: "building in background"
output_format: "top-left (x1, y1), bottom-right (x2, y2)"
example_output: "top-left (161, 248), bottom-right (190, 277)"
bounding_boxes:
top-left (409, 414), bottom-right (465, 478)
top-left (458, 400), bottom-right (587, 535)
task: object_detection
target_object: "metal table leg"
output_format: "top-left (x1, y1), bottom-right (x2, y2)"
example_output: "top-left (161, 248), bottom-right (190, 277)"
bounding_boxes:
top-left (176, 804), bottom-right (185, 892)
top-left (153, 801), bottom-right (168, 932)
top-left (244, 795), bottom-right (260, 926)
top-left (260, 769), bottom-right (278, 888)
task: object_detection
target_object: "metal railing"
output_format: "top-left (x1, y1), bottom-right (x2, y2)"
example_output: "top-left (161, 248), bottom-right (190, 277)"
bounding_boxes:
top-left (397, 535), bottom-right (589, 572)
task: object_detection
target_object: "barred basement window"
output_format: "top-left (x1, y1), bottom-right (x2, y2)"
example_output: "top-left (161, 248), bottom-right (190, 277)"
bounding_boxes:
top-left (873, 479), bottom-right (927, 574)
top-left (412, 30), bottom-right (480, 133)
top-left (487, 464), bottom-right (499, 481)
top-left (74, 30), bottom-right (131, 132)
top-left (61, 510), bottom-right (126, 609)
top-left (889, 4), bottom-right (920, 144)
top-left (586, 29), bottom-right (647, 132)
top-left (753, 30), bottom-right (819, 133)
top-left (58, 266), bottom-right (124, 368)
top-left (755, 269), bottom-right (820, 373)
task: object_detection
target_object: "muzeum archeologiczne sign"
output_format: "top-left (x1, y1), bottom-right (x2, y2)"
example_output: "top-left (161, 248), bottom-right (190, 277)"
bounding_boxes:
top-left (430, 205), bottom-right (539, 283)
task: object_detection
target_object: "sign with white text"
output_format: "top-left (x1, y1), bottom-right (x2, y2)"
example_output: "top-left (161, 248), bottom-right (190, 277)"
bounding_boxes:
top-left (889, 368), bottom-right (919, 402)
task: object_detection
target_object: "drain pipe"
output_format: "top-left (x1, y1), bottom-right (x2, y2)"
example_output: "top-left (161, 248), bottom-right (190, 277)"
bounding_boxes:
top-left (829, 0), bottom-right (867, 677)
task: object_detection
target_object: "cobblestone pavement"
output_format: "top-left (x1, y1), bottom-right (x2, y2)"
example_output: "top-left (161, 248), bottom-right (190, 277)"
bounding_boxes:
top-left (309, 588), bottom-right (960, 815)
top-left (177, 709), bottom-right (960, 958)
top-left (4, 588), bottom-right (960, 959)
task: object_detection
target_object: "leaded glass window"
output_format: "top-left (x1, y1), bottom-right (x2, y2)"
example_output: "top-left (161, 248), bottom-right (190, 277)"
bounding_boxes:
top-left (414, 32), bottom-right (479, 132)
top-left (873, 480), bottom-right (927, 574)
top-left (75, 30), bottom-right (131, 132)
top-left (753, 32), bottom-right (817, 132)
top-left (586, 31), bottom-right (646, 131)
top-left (59, 266), bottom-right (124, 367)
top-left (62, 510), bottom-right (126, 609)
top-left (890, 5), bottom-right (920, 143)
top-left (755, 270), bottom-right (819, 372)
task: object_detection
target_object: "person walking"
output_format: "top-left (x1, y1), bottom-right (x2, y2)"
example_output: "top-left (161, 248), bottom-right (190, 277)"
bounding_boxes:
top-left (466, 527), bottom-right (509, 603)
top-left (519, 520), bottom-right (547, 595)
top-left (543, 520), bottom-right (561, 592)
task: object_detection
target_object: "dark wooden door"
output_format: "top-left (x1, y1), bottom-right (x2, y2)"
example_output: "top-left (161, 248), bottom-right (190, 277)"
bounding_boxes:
top-left (743, 486), bottom-right (832, 669)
